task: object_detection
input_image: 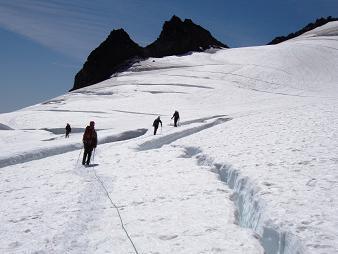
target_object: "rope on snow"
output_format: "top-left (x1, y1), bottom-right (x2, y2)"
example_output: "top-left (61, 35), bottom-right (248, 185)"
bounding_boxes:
top-left (92, 150), bottom-right (140, 254)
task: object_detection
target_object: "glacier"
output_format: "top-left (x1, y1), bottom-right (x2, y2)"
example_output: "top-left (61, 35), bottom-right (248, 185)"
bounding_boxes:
top-left (0, 22), bottom-right (338, 253)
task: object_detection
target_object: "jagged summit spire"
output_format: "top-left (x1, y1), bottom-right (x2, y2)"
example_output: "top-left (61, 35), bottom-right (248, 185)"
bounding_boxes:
top-left (169, 15), bottom-right (182, 23)
top-left (167, 15), bottom-right (194, 25)
top-left (108, 28), bottom-right (129, 37)
top-left (72, 28), bottom-right (143, 91)
top-left (145, 15), bottom-right (227, 57)
top-left (72, 15), bottom-right (228, 91)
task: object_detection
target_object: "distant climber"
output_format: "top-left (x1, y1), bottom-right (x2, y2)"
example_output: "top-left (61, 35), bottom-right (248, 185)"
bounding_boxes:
top-left (82, 121), bottom-right (97, 165)
top-left (171, 110), bottom-right (180, 127)
top-left (65, 123), bottom-right (71, 138)
top-left (153, 116), bottom-right (162, 135)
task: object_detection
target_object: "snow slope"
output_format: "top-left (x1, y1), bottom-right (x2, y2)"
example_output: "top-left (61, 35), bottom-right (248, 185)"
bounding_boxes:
top-left (0, 21), bottom-right (338, 253)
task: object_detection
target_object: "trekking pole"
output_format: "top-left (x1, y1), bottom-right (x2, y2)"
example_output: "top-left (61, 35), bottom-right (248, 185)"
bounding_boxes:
top-left (76, 147), bottom-right (83, 166)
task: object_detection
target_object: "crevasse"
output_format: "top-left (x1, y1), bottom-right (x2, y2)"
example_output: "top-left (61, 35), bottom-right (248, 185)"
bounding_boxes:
top-left (191, 149), bottom-right (305, 254)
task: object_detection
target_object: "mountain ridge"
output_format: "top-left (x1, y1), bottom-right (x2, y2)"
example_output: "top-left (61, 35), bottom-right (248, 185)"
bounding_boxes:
top-left (268, 16), bottom-right (338, 45)
top-left (73, 29), bottom-right (143, 91)
top-left (1, 20), bottom-right (338, 254)
top-left (144, 15), bottom-right (227, 57)
top-left (71, 15), bottom-right (227, 91)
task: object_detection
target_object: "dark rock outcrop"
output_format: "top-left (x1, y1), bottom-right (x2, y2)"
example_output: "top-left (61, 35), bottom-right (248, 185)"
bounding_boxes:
top-left (72, 29), bottom-right (143, 91)
top-left (145, 15), bottom-right (227, 57)
top-left (268, 16), bottom-right (338, 45)
top-left (72, 16), bottom-right (227, 91)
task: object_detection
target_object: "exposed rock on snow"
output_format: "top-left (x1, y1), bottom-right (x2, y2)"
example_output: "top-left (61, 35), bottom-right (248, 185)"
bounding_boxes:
top-left (1, 21), bottom-right (338, 254)
top-left (144, 15), bottom-right (227, 57)
top-left (268, 16), bottom-right (338, 45)
top-left (72, 29), bottom-right (143, 91)
top-left (72, 15), bottom-right (227, 90)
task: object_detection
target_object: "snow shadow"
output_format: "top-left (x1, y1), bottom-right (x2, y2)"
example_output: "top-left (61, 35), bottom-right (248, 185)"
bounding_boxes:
top-left (99, 128), bottom-right (147, 144)
top-left (42, 137), bottom-right (62, 141)
top-left (142, 90), bottom-right (187, 94)
top-left (183, 148), bottom-right (306, 254)
top-left (38, 109), bottom-right (107, 114)
top-left (0, 128), bottom-right (147, 169)
top-left (129, 65), bottom-right (192, 73)
top-left (178, 147), bottom-right (202, 158)
top-left (0, 123), bottom-right (13, 130)
top-left (137, 118), bottom-right (230, 151)
top-left (111, 109), bottom-right (165, 116)
top-left (71, 90), bottom-right (114, 96)
top-left (179, 115), bottom-right (228, 126)
top-left (0, 143), bottom-right (83, 169)
top-left (84, 164), bottom-right (99, 168)
top-left (41, 98), bottom-right (65, 105)
top-left (41, 127), bottom-right (86, 135)
top-left (136, 83), bottom-right (214, 89)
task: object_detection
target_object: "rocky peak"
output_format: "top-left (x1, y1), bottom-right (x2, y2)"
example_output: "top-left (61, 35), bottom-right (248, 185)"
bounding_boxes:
top-left (72, 16), bottom-right (227, 91)
top-left (268, 16), bottom-right (338, 45)
top-left (72, 28), bottom-right (143, 91)
top-left (145, 15), bottom-right (228, 57)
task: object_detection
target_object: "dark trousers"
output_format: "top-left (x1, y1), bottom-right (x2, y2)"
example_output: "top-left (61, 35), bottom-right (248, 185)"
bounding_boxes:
top-left (82, 147), bottom-right (93, 165)
top-left (154, 126), bottom-right (158, 135)
top-left (65, 131), bottom-right (70, 138)
top-left (174, 118), bottom-right (179, 127)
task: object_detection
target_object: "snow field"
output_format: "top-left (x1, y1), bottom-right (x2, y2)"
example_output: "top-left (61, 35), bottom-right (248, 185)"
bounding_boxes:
top-left (0, 135), bottom-right (263, 254)
top-left (89, 142), bottom-right (263, 254)
top-left (0, 21), bottom-right (338, 253)
top-left (0, 128), bottom-right (147, 168)
top-left (173, 100), bottom-right (338, 253)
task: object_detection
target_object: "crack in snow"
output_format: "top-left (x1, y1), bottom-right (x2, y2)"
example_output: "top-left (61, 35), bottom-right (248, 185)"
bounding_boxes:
top-left (0, 129), bottom-right (147, 169)
top-left (137, 118), bottom-right (231, 151)
top-left (183, 148), bottom-right (306, 254)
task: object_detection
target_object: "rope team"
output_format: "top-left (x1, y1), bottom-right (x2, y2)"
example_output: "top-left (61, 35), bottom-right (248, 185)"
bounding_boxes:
top-left (70, 111), bottom-right (180, 166)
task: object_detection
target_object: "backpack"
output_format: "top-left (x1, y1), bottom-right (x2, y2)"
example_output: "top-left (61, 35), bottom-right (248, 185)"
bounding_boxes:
top-left (83, 127), bottom-right (94, 145)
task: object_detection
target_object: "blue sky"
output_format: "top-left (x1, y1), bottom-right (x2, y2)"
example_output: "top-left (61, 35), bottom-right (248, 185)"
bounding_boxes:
top-left (1, 0), bottom-right (338, 113)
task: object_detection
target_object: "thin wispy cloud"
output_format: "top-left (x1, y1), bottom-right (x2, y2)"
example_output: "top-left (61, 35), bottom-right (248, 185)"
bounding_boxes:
top-left (0, 0), bottom-right (258, 59)
top-left (2, 0), bottom-right (334, 60)
top-left (0, 0), bottom-right (114, 60)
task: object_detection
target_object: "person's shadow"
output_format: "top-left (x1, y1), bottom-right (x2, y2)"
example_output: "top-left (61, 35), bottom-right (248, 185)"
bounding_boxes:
top-left (85, 164), bottom-right (99, 167)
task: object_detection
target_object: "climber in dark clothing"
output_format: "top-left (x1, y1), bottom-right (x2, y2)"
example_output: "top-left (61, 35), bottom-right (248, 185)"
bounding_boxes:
top-left (153, 116), bottom-right (162, 135)
top-left (65, 123), bottom-right (71, 138)
top-left (82, 121), bottom-right (97, 165)
top-left (171, 110), bottom-right (180, 127)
